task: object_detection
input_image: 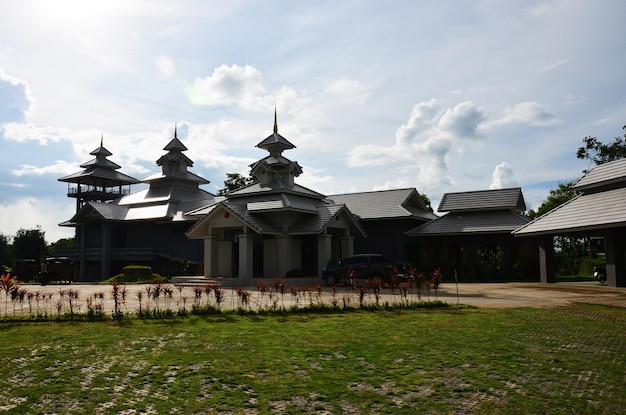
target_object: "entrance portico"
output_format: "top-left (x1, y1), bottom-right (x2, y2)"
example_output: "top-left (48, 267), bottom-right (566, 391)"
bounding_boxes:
top-left (187, 113), bottom-right (365, 283)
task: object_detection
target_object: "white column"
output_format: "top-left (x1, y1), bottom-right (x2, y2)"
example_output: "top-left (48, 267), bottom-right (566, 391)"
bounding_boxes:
top-left (203, 236), bottom-right (218, 278)
top-left (277, 235), bottom-right (292, 278)
top-left (238, 232), bottom-right (254, 285)
top-left (317, 232), bottom-right (332, 279)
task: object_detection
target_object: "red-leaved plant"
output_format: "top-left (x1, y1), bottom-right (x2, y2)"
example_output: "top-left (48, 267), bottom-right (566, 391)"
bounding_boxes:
top-left (1, 272), bottom-right (17, 316)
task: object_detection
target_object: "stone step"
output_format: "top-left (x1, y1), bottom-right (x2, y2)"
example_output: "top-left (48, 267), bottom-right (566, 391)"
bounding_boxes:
top-left (171, 275), bottom-right (215, 285)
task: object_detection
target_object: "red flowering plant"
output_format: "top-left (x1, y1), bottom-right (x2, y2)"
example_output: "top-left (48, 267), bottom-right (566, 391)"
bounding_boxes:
top-left (407, 266), bottom-right (426, 301)
top-left (431, 268), bottom-right (444, 300)
top-left (345, 267), bottom-right (357, 290)
top-left (1, 272), bottom-right (17, 317)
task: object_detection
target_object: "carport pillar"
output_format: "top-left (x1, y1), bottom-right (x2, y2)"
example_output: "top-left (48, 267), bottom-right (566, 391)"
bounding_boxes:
top-left (238, 231), bottom-right (254, 285)
top-left (538, 236), bottom-right (556, 284)
top-left (317, 232), bottom-right (332, 279)
top-left (203, 236), bottom-right (218, 278)
top-left (604, 230), bottom-right (626, 287)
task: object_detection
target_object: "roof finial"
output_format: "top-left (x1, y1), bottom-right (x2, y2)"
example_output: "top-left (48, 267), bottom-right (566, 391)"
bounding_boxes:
top-left (174, 123), bottom-right (178, 139)
top-left (273, 107), bottom-right (278, 134)
top-left (100, 133), bottom-right (103, 148)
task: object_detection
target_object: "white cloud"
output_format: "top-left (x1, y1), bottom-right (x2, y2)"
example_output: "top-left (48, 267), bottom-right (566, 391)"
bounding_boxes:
top-left (155, 54), bottom-right (176, 78)
top-left (372, 178), bottom-right (412, 191)
top-left (395, 99), bottom-right (441, 147)
top-left (489, 162), bottom-right (519, 189)
top-left (185, 64), bottom-right (265, 107)
top-left (438, 100), bottom-right (486, 139)
top-left (0, 182), bottom-right (27, 188)
top-left (324, 79), bottom-right (371, 105)
top-left (184, 65), bottom-right (320, 120)
top-left (2, 122), bottom-right (84, 145)
top-left (12, 160), bottom-right (79, 177)
top-left (347, 99), bottom-right (486, 193)
top-left (298, 167), bottom-right (334, 189)
top-left (593, 118), bottom-right (614, 126)
top-left (0, 197), bottom-right (75, 243)
top-left (486, 101), bottom-right (561, 128)
top-left (0, 69), bottom-right (33, 123)
top-left (542, 57), bottom-right (572, 72)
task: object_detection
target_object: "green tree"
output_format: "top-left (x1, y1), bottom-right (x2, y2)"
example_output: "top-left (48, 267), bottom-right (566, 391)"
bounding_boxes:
top-left (12, 227), bottom-right (47, 260)
top-left (50, 238), bottom-right (74, 251)
top-left (0, 233), bottom-right (14, 270)
top-left (217, 172), bottom-right (256, 196)
top-left (576, 125), bottom-right (626, 165)
top-left (420, 193), bottom-right (434, 213)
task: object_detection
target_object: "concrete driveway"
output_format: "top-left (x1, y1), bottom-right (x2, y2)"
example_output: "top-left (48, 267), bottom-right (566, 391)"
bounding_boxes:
top-left (7, 281), bottom-right (625, 317)
top-left (433, 281), bottom-right (626, 308)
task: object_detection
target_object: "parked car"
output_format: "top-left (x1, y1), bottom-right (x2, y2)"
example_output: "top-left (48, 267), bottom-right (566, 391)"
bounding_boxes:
top-left (322, 254), bottom-right (409, 286)
top-left (39, 257), bottom-right (73, 285)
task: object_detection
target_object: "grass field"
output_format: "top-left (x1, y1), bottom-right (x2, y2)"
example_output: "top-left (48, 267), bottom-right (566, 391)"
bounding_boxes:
top-left (0, 304), bottom-right (624, 414)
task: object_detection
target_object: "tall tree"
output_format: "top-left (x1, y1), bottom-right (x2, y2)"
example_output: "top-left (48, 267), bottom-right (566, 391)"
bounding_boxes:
top-left (12, 227), bottom-right (47, 260)
top-left (0, 233), bottom-right (14, 270)
top-left (576, 125), bottom-right (626, 165)
top-left (50, 238), bottom-right (74, 251)
top-left (420, 193), bottom-right (434, 213)
top-left (217, 172), bottom-right (256, 196)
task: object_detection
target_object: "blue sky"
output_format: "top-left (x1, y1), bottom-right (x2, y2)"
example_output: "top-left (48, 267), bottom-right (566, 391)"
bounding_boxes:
top-left (1, 0), bottom-right (625, 243)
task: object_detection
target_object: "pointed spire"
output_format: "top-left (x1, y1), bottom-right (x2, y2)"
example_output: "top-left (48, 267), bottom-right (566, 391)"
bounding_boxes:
top-left (174, 123), bottom-right (178, 139)
top-left (273, 107), bottom-right (278, 134)
top-left (100, 133), bottom-right (103, 148)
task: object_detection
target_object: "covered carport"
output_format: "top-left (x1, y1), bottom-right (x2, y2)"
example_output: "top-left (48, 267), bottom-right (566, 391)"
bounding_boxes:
top-left (513, 159), bottom-right (626, 287)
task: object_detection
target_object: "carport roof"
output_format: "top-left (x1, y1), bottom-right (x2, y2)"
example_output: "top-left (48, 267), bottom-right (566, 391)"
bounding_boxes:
top-left (513, 186), bottom-right (626, 236)
top-left (514, 158), bottom-right (626, 237)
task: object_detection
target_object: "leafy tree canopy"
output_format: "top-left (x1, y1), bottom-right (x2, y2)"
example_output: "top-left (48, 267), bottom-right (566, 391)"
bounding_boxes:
top-left (12, 226), bottom-right (47, 260)
top-left (50, 238), bottom-right (74, 251)
top-left (420, 193), bottom-right (434, 213)
top-left (576, 125), bottom-right (626, 165)
top-left (0, 233), bottom-right (14, 269)
top-left (217, 172), bottom-right (257, 196)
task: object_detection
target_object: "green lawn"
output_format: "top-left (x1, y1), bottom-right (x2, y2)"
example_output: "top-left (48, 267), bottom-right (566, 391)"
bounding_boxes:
top-left (0, 304), bottom-right (624, 414)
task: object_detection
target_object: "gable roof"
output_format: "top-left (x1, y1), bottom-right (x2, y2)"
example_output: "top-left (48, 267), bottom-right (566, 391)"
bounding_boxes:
top-left (407, 211), bottom-right (531, 236)
top-left (327, 188), bottom-right (437, 221)
top-left (572, 158), bottom-right (626, 191)
top-left (438, 187), bottom-right (526, 213)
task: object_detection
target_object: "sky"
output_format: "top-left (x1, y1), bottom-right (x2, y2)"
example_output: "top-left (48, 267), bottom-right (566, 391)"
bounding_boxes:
top-left (1, 0), bottom-right (625, 243)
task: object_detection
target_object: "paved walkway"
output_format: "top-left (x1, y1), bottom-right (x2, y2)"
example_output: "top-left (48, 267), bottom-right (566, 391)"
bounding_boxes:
top-left (4, 281), bottom-right (625, 317)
